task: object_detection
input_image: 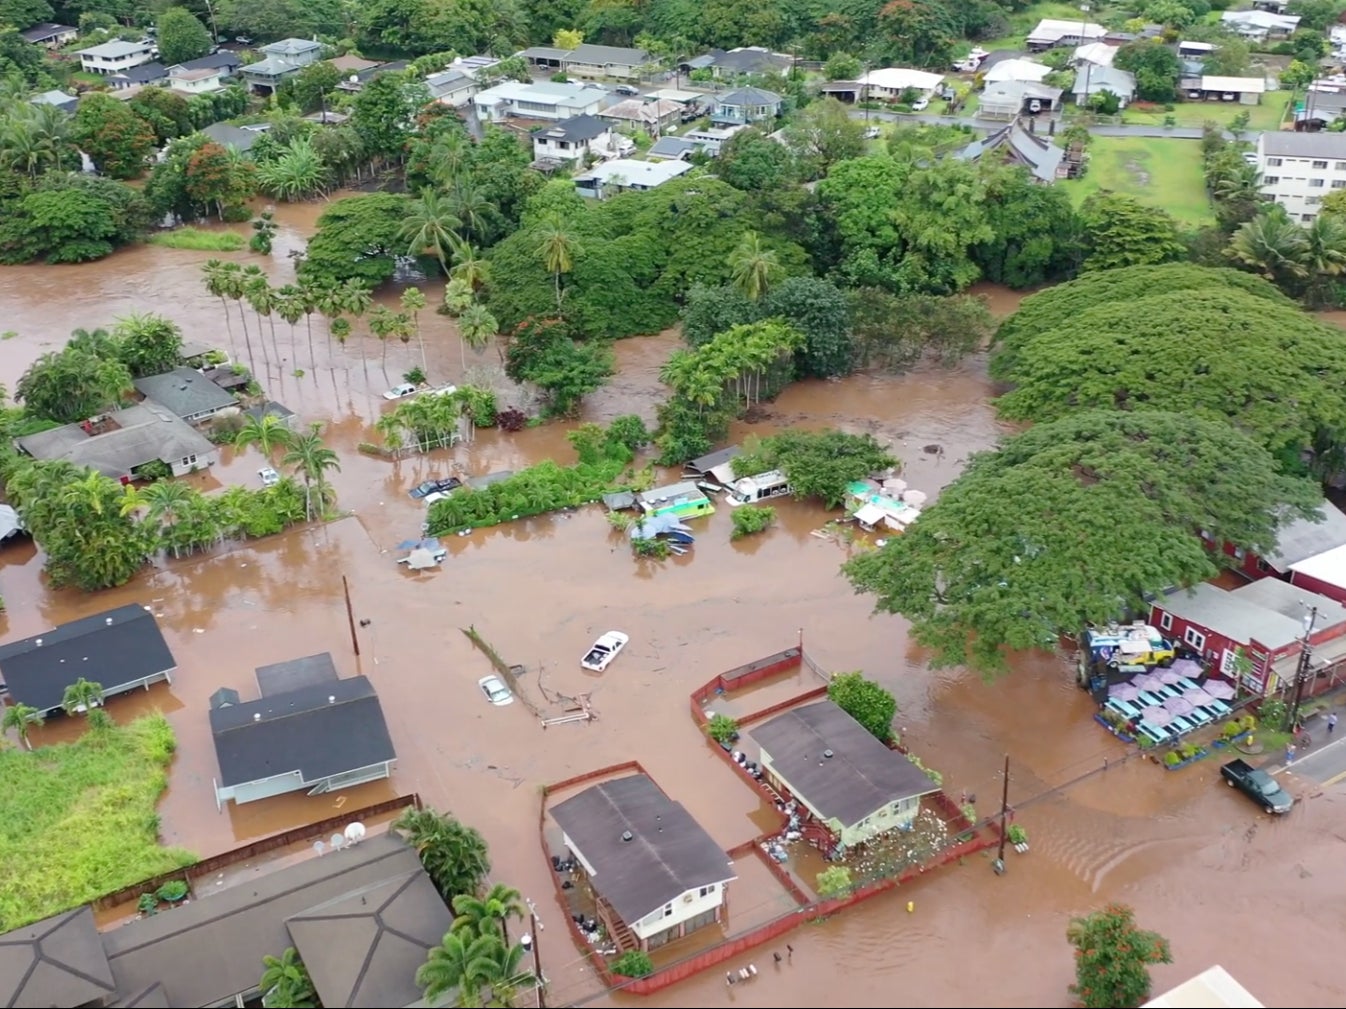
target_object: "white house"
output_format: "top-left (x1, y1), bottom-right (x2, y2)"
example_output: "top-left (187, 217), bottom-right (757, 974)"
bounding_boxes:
top-left (1073, 65), bottom-right (1137, 107)
top-left (1184, 74), bottom-right (1267, 104)
top-left (166, 64), bottom-right (224, 94)
top-left (752, 699), bottom-right (940, 847)
top-left (532, 114), bottom-right (624, 164)
top-left (1257, 131), bottom-right (1346, 222)
top-left (1221, 9), bottom-right (1300, 39)
top-left (550, 774), bottom-right (736, 952)
top-left (76, 38), bottom-right (155, 75)
top-left (1026, 18), bottom-right (1106, 50)
top-left (858, 67), bottom-right (944, 100)
top-left (1072, 42), bottom-right (1118, 67)
top-left (574, 158), bottom-right (693, 198)
top-left (425, 68), bottom-right (479, 107)
top-left (983, 58), bottom-right (1052, 85)
top-left (472, 80), bottom-right (606, 122)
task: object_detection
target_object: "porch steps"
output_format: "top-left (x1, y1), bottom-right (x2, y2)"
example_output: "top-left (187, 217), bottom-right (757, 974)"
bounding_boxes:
top-left (609, 915), bottom-right (637, 952)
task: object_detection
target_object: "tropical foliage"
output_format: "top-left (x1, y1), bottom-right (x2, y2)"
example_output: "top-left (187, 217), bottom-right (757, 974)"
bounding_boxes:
top-left (394, 806), bottom-right (490, 904)
top-left (827, 672), bottom-right (898, 743)
top-left (0, 713), bottom-right (193, 932)
top-left (730, 504), bottom-right (776, 540)
top-left (731, 430), bottom-right (896, 508)
top-left (1067, 904), bottom-right (1172, 1009)
top-left (258, 946), bottom-right (316, 1009)
top-left (416, 919), bottom-right (537, 1008)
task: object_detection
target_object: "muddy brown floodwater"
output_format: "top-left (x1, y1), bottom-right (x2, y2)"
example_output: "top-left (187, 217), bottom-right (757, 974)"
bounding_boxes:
top-left (1, 205), bottom-right (1344, 1007)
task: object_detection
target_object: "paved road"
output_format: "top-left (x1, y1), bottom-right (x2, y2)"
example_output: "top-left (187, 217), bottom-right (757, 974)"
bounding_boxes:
top-left (858, 108), bottom-right (1244, 140)
top-left (1283, 729), bottom-right (1346, 785)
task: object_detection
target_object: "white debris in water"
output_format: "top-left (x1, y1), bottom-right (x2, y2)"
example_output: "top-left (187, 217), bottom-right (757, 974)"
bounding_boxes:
top-left (193, 628), bottom-right (204, 634)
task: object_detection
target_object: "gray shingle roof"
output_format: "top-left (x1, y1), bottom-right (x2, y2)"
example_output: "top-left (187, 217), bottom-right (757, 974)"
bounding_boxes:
top-left (752, 701), bottom-right (938, 827)
top-left (718, 86), bottom-right (781, 107)
top-left (551, 774), bottom-right (735, 925)
top-left (1261, 130), bottom-right (1346, 159)
top-left (15, 401), bottom-right (216, 479)
top-left (0, 907), bottom-right (115, 1008)
top-left (540, 113), bottom-right (610, 142)
top-left (1155, 582), bottom-right (1305, 650)
top-left (1266, 502), bottom-right (1346, 568)
top-left (133, 367), bottom-right (237, 419)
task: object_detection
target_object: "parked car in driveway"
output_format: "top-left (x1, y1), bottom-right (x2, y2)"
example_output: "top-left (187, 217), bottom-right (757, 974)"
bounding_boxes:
top-left (478, 674), bottom-right (514, 706)
top-left (1221, 758), bottom-right (1293, 814)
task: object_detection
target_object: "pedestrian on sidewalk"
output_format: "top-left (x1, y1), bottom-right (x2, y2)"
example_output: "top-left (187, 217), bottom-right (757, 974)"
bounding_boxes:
top-left (1286, 742), bottom-right (1296, 765)
top-left (1329, 712), bottom-right (1338, 736)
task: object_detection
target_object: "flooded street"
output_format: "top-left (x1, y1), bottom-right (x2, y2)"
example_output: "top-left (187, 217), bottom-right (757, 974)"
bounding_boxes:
top-left (2, 206), bottom-right (1343, 1007)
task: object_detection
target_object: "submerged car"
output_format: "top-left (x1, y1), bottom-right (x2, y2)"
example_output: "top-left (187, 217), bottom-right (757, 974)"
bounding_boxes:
top-left (383, 382), bottom-right (418, 400)
top-left (409, 477), bottom-right (462, 500)
top-left (478, 674), bottom-right (514, 706)
top-left (582, 631), bottom-right (629, 672)
top-left (258, 466), bottom-right (279, 487)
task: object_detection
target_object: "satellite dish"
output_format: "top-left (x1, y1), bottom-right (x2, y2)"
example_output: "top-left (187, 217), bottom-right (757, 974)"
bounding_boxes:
top-left (330, 833), bottom-right (347, 851)
top-left (345, 821), bottom-right (367, 845)
top-left (349, 74), bottom-right (358, 83)
top-left (312, 839), bottom-right (327, 856)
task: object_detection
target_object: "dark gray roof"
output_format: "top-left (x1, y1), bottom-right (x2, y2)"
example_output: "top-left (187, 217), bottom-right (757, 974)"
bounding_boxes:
top-left (112, 982), bottom-right (172, 1007)
top-left (520, 43), bottom-right (650, 66)
top-left (1154, 582), bottom-right (1305, 650)
top-left (1261, 130), bottom-right (1346, 158)
top-left (551, 774), bottom-right (735, 925)
top-left (711, 47), bottom-right (790, 73)
top-left (209, 686), bottom-right (241, 710)
top-left (978, 49), bottom-right (1021, 70)
top-left (647, 136), bottom-right (697, 159)
top-left (686, 445), bottom-right (740, 474)
top-left (201, 122), bottom-right (260, 152)
top-left (243, 400), bottom-right (296, 422)
top-left (718, 86), bottom-right (781, 107)
top-left (540, 113), bottom-right (610, 142)
top-left (0, 604), bottom-right (176, 713)
top-left (20, 22), bottom-right (76, 42)
top-left (956, 122), bottom-right (1065, 183)
top-left (103, 833), bottom-right (423, 1007)
top-left (679, 53), bottom-right (720, 70)
top-left (425, 68), bottom-right (473, 98)
top-left (1266, 502), bottom-right (1346, 568)
top-left (15, 401), bottom-right (217, 478)
top-left (256, 652), bottom-right (339, 697)
top-left (133, 367), bottom-right (237, 418)
top-left (752, 701), bottom-right (938, 827)
top-left (287, 869), bottom-right (455, 1008)
top-left (0, 907), bottom-right (115, 1008)
top-left (183, 51), bottom-right (241, 72)
top-left (114, 62), bottom-right (167, 85)
top-left (210, 676), bottom-right (396, 788)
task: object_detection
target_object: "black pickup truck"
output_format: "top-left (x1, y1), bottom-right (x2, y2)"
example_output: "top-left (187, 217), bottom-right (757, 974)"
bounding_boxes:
top-left (1221, 759), bottom-right (1294, 814)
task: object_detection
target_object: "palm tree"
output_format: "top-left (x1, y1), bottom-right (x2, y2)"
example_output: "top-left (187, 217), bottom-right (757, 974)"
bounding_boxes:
top-left (443, 276), bottom-right (475, 317)
top-left (273, 285), bottom-right (307, 366)
top-left (368, 305), bottom-right (397, 384)
top-left (728, 230), bottom-right (781, 301)
top-left (479, 937), bottom-right (537, 1009)
top-left (449, 235), bottom-right (492, 295)
top-left (259, 946), bottom-right (316, 1009)
top-left (3, 703), bottom-right (44, 750)
top-left (120, 479), bottom-right (198, 557)
top-left (281, 423), bottom-right (341, 520)
top-left (401, 287), bottom-right (428, 376)
top-left (401, 189), bottom-right (463, 275)
top-left (451, 884), bottom-right (524, 945)
top-left (394, 807), bottom-right (491, 902)
top-left (61, 677), bottom-right (104, 718)
top-left (416, 929), bottom-right (501, 1007)
top-left (428, 132), bottom-right (471, 188)
top-left (448, 178), bottom-right (491, 242)
top-left (220, 262), bottom-right (257, 375)
top-left (336, 279), bottom-right (374, 385)
top-left (535, 213), bottom-right (580, 316)
top-left (458, 303), bottom-right (498, 369)
top-left (1226, 212), bottom-right (1308, 288)
top-left (202, 259), bottom-right (238, 361)
top-left (234, 412), bottom-right (294, 460)
top-left (243, 267), bottom-right (281, 362)
top-left (296, 280), bottom-right (321, 371)
top-left (1301, 212), bottom-right (1346, 305)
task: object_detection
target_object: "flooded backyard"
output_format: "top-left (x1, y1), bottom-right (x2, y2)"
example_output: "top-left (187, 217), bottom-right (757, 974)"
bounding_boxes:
top-left (1, 204), bottom-right (1344, 1006)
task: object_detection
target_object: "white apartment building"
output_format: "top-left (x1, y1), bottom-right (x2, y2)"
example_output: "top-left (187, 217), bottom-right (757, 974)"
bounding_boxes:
top-left (1256, 131), bottom-right (1346, 222)
top-left (76, 38), bottom-right (155, 74)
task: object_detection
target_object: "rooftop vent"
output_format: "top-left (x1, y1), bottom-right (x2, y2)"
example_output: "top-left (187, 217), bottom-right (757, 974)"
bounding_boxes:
top-left (35, 638), bottom-right (42, 646)
top-left (253, 712), bottom-right (261, 721)
top-left (621, 830), bottom-right (633, 842)
top-left (328, 695), bottom-right (336, 704)
top-left (106, 617), bottom-right (114, 625)
top-left (823, 749), bottom-right (834, 759)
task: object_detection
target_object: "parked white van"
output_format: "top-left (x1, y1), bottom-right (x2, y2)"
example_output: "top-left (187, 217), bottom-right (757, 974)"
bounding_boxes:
top-left (727, 469), bottom-right (792, 506)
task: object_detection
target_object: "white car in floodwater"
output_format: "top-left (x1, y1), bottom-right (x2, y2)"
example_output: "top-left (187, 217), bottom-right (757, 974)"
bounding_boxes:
top-left (258, 466), bottom-right (279, 487)
top-left (383, 382), bottom-right (418, 400)
top-left (582, 631), bottom-right (629, 672)
top-left (478, 674), bottom-right (514, 706)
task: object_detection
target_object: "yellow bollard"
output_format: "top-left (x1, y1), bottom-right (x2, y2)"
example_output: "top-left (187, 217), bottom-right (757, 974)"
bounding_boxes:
top-left (907, 901), bottom-right (915, 913)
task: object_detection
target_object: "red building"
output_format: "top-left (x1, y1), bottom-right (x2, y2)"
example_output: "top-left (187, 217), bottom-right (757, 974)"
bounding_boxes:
top-left (1212, 501), bottom-right (1346, 581)
top-left (1150, 578), bottom-right (1346, 696)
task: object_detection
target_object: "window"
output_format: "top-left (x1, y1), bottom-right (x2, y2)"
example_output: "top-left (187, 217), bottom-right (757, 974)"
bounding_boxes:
top-left (1262, 176), bottom-right (1280, 185)
top-left (1184, 627), bottom-right (1206, 651)
top-left (1159, 611), bottom-right (1173, 631)
top-left (1313, 160), bottom-right (1329, 169)
top-left (699, 884), bottom-right (716, 896)
top-left (1308, 196), bottom-right (1324, 205)
top-left (1336, 162), bottom-right (1346, 171)
top-left (663, 902), bottom-right (673, 917)
top-left (1266, 157), bottom-right (1282, 166)
top-left (1233, 547), bottom-right (1246, 559)
top-left (1257, 559), bottom-right (1269, 572)
top-left (180, 454), bottom-right (197, 466)
top-left (1310, 178), bottom-right (1325, 188)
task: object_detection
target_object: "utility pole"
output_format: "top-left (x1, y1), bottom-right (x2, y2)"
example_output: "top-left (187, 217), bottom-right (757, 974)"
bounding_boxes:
top-left (1289, 605), bottom-right (1319, 731)
top-left (522, 899), bottom-right (546, 1008)
top-left (994, 753), bottom-right (1010, 874)
top-left (202, 0), bottom-right (220, 44)
top-left (342, 575), bottom-right (360, 657)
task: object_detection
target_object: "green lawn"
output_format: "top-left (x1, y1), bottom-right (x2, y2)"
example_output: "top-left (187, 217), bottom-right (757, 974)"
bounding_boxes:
top-left (1061, 135), bottom-right (1214, 226)
top-left (1121, 91), bottom-right (1293, 131)
top-left (0, 714), bottom-right (195, 930)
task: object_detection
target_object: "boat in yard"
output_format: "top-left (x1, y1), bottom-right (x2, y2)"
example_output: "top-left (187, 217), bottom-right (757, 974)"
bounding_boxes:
top-left (582, 631), bottom-right (629, 672)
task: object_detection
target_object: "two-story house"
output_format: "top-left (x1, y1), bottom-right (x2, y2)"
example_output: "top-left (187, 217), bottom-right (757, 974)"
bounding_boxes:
top-left (550, 774), bottom-right (735, 952)
top-left (167, 64), bottom-right (225, 95)
top-left (1256, 131), bottom-right (1346, 222)
top-left (241, 37), bottom-right (322, 94)
top-left (76, 38), bottom-right (155, 75)
top-left (472, 80), bottom-right (605, 123)
top-left (425, 68), bottom-right (479, 108)
top-left (532, 114), bottom-right (624, 165)
top-left (710, 86), bottom-right (782, 126)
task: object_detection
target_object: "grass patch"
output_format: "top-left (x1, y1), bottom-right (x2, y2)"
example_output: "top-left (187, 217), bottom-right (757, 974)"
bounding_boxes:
top-left (146, 227), bottom-right (245, 252)
top-left (0, 713), bottom-right (195, 931)
top-left (1121, 91), bottom-right (1293, 131)
top-left (1062, 135), bottom-right (1214, 226)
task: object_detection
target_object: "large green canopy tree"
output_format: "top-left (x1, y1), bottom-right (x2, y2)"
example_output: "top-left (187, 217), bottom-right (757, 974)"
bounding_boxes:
top-left (844, 410), bottom-right (1320, 672)
top-left (990, 286), bottom-right (1346, 471)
